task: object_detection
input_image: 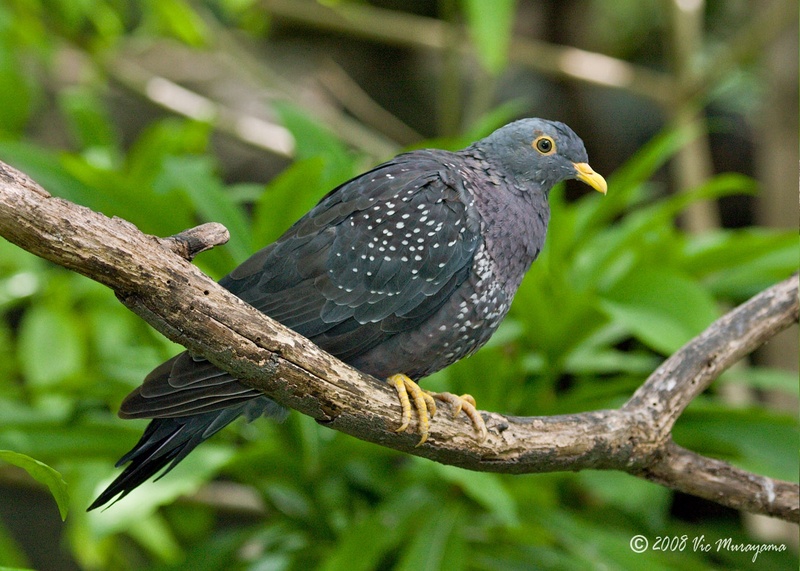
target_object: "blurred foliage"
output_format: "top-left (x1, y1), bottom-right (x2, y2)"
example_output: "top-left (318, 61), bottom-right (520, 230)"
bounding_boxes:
top-left (0, 1), bottom-right (797, 571)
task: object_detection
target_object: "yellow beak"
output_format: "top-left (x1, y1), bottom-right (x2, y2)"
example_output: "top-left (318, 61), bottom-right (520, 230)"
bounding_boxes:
top-left (572, 162), bottom-right (607, 194)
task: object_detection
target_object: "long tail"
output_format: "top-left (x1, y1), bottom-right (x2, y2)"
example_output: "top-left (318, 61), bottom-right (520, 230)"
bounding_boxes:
top-left (88, 397), bottom-right (285, 511)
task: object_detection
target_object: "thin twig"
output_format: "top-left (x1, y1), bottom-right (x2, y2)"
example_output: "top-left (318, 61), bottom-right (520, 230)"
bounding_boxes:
top-left (108, 56), bottom-right (296, 158)
top-left (317, 59), bottom-right (423, 145)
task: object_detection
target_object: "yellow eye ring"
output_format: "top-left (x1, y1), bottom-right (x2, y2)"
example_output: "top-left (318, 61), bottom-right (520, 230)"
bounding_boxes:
top-left (533, 135), bottom-right (556, 155)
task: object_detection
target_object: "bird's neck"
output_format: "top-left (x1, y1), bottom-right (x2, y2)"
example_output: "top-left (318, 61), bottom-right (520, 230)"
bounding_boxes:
top-left (461, 149), bottom-right (550, 292)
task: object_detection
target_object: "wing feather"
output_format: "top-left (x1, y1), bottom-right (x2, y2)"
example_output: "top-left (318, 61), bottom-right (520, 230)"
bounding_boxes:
top-left (126, 150), bottom-right (481, 419)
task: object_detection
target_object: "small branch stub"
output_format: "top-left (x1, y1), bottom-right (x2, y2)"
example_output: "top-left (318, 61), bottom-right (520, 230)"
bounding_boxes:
top-left (159, 223), bottom-right (231, 261)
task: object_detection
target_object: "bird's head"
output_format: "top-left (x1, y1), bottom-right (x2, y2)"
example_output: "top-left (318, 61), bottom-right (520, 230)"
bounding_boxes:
top-left (476, 118), bottom-right (607, 196)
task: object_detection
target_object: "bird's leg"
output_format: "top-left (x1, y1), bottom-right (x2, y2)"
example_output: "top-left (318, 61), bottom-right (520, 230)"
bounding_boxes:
top-left (389, 373), bottom-right (436, 446)
top-left (426, 391), bottom-right (488, 442)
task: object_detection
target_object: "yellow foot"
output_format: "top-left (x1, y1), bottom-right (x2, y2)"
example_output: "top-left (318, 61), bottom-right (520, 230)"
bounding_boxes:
top-left (389, 373), bottom-right (437, 446)
top-left (427, 391), bottom-right (488, 442)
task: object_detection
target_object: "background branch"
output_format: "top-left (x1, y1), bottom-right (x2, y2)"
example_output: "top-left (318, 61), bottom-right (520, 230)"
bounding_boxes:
top-left (0, 160), bottom-right (796, 522)
top-left (260, 0), bottom-right (673, 105)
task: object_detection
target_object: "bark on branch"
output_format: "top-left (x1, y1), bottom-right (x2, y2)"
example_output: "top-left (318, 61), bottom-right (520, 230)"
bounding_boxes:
top-left (0, 160), bottom-right (796, 522)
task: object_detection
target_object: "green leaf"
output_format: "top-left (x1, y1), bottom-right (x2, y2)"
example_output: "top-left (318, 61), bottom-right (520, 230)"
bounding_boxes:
top-left (58, 153), bottom-right (198, 237)
top-left (606, 122), bottom-right (704, 200)
top-left (704, 243), bottom-right (798, 299)
top-left (58, 87), bottom-right (119, 155)
top-left (682, 229), bottom-right (796, 291)
top-left (680, 227), bottom-right (797, 305)
top-left (126, 513), bottom-right (183, 562)
top-left (0, 45), bottom-right (33, 135)
top-left (0, 518), bottom-right (31, 569)
top-left (572, 122), bottom-right (704, 236)
top-left (576, 472), bottom-right (671, 528)
top-left (0, 403), bottom-right (157, 464)
top-left (125, 119), bottom-right (212, 184)
top-left (512, 268), bottom-right (607, 366)
top-left (274, 101), bottom-right (357, 188)
top-left (154, 155), bottom-right (251, 262)
top-left (543, 510), bottom-right (707, 571)
top-left (149, 0), bottom-right (209, 46)
top-left (673, 403), bottom-right (799, 482)
top-left (320, 487), bottom-right (432, 571)
top-left (719, 367), bottom-right (799, 394)
top-left (433, 464), bottom-right (519, 526)
top-left (89, 444), bottom-right (234, 528)
top-left (0, 450), bottom-right (69, 520)
top-left (563, 347), bottom-right (659, 375)
top-left (571, 173), bottom-right (756, 292)
top-left (17, 304), bottom-right (84, 387)
top-left (251, 157), bottom-right (328, 247)
top-left (0, 143), bottom-right (102, 211)
top-left (598, 269), bottom-right (719, 355)
top-left (143, 527), bottom-right (252, 571)
top-left (396, 504), bottom-right (466, 571)
top-left (461, 0), bottom-right (517, 74)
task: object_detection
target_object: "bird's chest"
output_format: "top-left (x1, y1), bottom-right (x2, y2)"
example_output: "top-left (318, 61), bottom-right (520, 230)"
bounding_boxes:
top-left (473, 183), bottom-right (548, 298)
top-left (402, 188), bottom-right (546, 377)
top-left (447, 244), bottom-right (511, 344)
top-left (395, 244), bottom-right (512, 377)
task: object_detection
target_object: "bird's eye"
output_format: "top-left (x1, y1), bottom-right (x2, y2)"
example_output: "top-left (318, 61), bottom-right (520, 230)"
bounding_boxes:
top-left (533, 135), bottom-right (555, 155)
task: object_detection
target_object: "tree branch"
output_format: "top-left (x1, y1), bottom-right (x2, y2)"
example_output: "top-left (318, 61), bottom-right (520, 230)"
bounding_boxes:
top-left (624, 274), bottom-right (799, 440)
top-left (641, 441), bottom-right (799, 522)
top-left (0, 160), bottom-right (796, 522)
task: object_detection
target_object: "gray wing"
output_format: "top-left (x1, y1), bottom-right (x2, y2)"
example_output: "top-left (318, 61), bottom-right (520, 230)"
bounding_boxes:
top-left (121, 151), bottom-right (481, 419)
top-left (228, 152), bottom-right (482, 358)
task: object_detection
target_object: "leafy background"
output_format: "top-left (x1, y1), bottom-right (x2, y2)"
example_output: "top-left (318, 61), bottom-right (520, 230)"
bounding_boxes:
top-left (0, 1), bottom-right (796, 570)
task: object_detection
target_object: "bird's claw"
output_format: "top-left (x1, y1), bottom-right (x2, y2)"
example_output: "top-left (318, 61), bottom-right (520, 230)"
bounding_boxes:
top-left (428, 391), bottom-right (487, 442)
top-left (390, 373), bottom-right (487, 445)
top-left (390, 374), bottom-right (436, 446)
top-left (428, 391), bottom-right (476, 417)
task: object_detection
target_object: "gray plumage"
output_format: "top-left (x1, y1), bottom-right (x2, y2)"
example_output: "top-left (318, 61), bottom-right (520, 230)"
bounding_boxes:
top-left (89, 118), bottom-right (605, 510)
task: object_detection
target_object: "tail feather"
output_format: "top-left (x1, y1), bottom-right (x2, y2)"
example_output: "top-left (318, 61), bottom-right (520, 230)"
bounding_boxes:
top-left (88, 397), bottom-right (286, 511)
